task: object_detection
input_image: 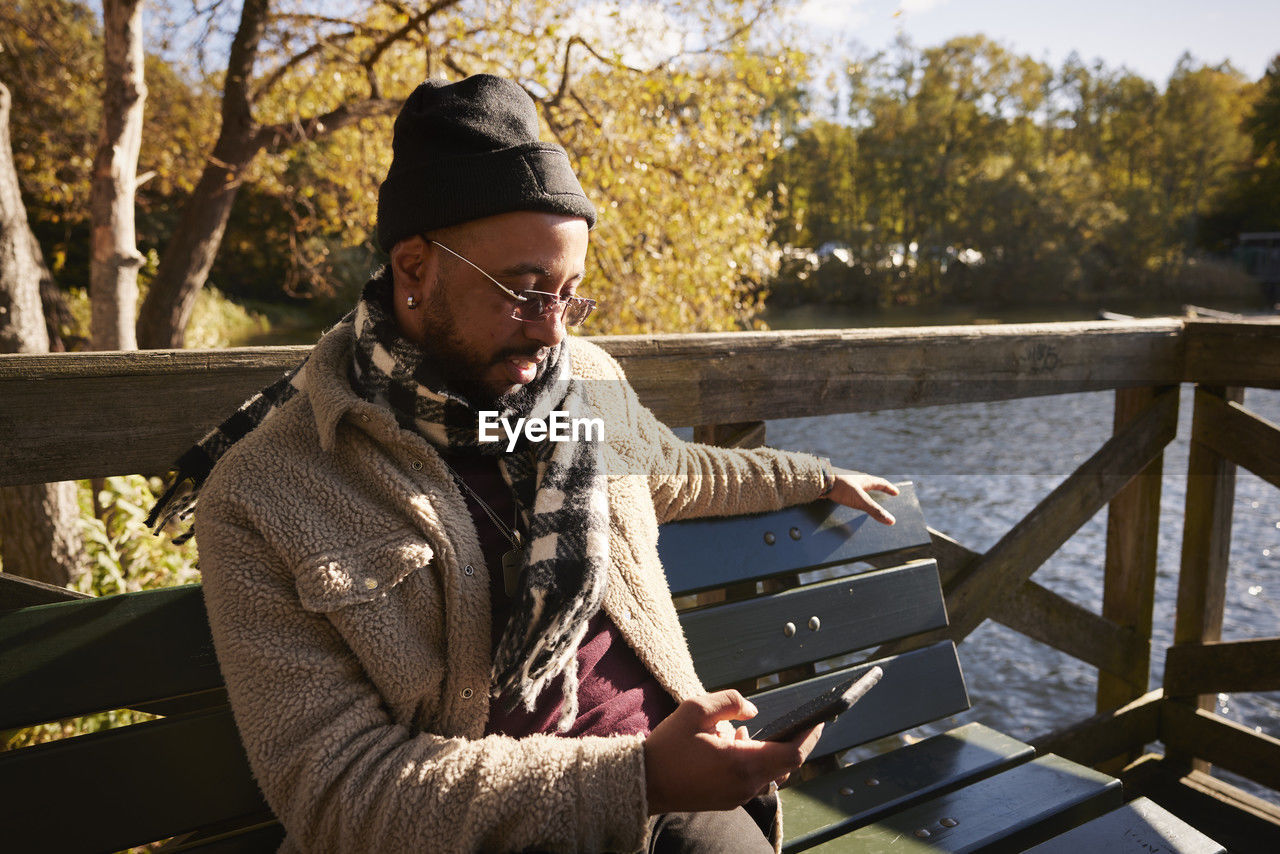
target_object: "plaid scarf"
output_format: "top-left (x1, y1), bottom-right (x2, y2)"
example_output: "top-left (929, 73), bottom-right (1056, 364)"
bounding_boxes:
top-left (149, 271), bottom-right (609, 730)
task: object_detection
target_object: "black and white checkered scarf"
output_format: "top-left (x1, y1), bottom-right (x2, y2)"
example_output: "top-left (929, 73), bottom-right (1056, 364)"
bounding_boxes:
top-left (149, 271), bottom-right (609, 730)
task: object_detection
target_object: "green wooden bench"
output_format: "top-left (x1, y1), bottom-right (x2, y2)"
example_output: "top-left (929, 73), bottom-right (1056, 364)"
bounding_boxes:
top-left (0, 483), bottom-right (1219, 852)
top-left (0, 576), bottom-right (282, 852)
top-left (662, 484), bottom-right (1130, 853)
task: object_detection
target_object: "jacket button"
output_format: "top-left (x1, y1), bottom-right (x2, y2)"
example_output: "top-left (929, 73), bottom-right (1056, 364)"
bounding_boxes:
top-left (461, 688), bottom-right (474, 699)
top-left (463, 565), bottom-right (474, 576)
top-left (410, 459), bottom-right (424, 471)
top-left (364, 578), bottom-right (378, 590)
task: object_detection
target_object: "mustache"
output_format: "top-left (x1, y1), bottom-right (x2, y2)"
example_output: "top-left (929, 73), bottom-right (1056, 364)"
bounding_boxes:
top-left (497, 345), bottom-right (550, 362)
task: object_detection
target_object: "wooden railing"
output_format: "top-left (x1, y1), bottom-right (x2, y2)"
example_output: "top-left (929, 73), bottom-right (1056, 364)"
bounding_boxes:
top-left (2, 316), bottom-right (1278, 814)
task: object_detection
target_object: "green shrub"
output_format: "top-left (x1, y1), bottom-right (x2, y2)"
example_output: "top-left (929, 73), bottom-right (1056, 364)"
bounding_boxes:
top-left (64, 280), bottom-right (270, 349)
top-left (75, 475), bottom-right (201, 596)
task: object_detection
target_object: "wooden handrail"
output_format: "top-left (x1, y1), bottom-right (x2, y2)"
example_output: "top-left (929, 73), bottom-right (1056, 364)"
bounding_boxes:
top-left (1183, 319), bottom-right (1280, 389)
top-left (0, 318), bottom-right (1191, 487)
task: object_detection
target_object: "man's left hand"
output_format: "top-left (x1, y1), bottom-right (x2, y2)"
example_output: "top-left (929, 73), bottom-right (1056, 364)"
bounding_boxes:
top-left (822, 469), bottom-right (899, 525)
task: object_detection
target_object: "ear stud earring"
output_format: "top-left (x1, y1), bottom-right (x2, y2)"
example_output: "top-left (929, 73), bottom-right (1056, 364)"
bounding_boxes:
top-left (406, 295), bottom-right (419, 309)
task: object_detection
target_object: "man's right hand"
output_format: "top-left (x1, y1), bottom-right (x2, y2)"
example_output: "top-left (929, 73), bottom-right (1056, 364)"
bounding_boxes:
top-left (643, 690), bottom-right (824, 815)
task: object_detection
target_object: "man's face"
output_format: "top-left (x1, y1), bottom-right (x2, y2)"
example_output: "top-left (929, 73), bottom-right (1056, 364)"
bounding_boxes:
top-left (393, 211), bottom-right (590, 407)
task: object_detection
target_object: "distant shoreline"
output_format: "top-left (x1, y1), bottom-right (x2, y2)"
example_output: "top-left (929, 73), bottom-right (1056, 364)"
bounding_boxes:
top-left (760, 297), bottom-right (1277, 331)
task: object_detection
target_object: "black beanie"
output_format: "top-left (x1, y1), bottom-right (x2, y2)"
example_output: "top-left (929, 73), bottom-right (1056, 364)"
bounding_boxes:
top-left (376, 75), bottom-right (596, 252)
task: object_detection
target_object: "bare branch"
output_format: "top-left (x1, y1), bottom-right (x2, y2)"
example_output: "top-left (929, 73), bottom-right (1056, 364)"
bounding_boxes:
top-left (380, 0), bottom-right (414, 16)
top-left (548, 35), bottom-right (645, 108)
top-left (220, 0), bottom-right (272, 126)
top-left (441, 53), bottom-right (471, 79)
top-left (574, 35), bottom-right (645, 72)
top-left (661, 1), bottom-right (773, 68)
top-left (256, 98), bottom-right (400, 153)
top-left (549, 37), bottom-right (582, 107)
top-left (252, 34), bottom-right (359, 102)
top-left (569, 90), bottom-right (604, 129)
top-left (364, 0), bottom-right (466, 70)
top-left (270, 13), bottom-right (381, 30)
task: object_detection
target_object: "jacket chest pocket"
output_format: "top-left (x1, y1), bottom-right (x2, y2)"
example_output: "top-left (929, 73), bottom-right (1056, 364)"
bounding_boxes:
top-left (294, 537), bottom-right (445, 716)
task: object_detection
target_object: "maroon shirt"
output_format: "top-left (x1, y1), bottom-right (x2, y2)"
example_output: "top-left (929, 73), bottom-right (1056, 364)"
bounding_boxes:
top-left (440, 450), bottom-right (677, 738)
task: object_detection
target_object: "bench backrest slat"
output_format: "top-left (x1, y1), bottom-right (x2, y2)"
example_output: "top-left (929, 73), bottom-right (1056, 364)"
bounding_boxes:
top-left (746, 641), bottom-right (970, 761)
top-left (657, 485), bottom-right (931, 595)
top-left (0, 706), bottom-right (270, 853)
top-left (658, 481), bottom-right (968, 759)
top-left (680, 559), bottom-right (947, 689)
top-left (0, 572), bottom-right (91, 609)
top-left (0, 585), bottom-right (221, 730)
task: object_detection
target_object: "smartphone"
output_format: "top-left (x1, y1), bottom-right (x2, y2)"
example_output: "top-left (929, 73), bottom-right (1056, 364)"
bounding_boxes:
top-left (750, 666), bottom-right (883, 742)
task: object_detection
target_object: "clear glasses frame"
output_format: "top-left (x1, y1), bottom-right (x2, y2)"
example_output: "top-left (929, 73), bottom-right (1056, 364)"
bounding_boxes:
top-left (427, 239), bottom-right (597, 327)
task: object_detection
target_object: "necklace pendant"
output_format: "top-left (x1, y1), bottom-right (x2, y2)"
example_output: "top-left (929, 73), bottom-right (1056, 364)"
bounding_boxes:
top-left (501, 548), bottom-right (523, 597)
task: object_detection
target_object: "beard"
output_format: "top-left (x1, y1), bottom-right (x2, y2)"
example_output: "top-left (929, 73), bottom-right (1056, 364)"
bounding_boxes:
top-left (415, 278), bottom-right (546, 413)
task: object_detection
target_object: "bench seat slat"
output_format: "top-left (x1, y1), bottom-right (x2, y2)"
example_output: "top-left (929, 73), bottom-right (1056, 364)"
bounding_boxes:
top-left (1021, 797), bottom-right (1226, 853)
top-left (780, 723), bottom-right (1035, 852)
top-left (682, 559), bottom-right (947, 688)
top-left (0, 584), bottom-right (221, 730)
top-left (808, 754), bottom-right (1122, 853)
top-left (658, 484), bottom-right (930, 595)
top-left (744, 642), bottom-right (970, 761)
top-left (0, 705), bottom-right (270, 853)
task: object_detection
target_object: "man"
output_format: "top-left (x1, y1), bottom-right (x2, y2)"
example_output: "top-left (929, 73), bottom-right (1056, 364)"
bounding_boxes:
top-left (182, 75), bottom-right (897, 853)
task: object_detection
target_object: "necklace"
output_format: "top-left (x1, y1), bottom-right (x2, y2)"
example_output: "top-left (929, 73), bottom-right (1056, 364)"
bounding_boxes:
top-left (439, 456), bottom-right (526, 597)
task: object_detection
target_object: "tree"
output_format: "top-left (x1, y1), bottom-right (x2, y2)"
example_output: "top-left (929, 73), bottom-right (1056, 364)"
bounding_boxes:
top-left (1153, 55), bottom-right (1252, 264)
top-left (764, 37), bottom-right (1259, 309)
top-left (765, 119), bottom-right (862, 248)
top-left (90, 0), bottom-right (146, 350)
top-left (134, 0), bottom-right (438, 348)
top-left (1204, 54), bottom-right (1280, 242)
top-left (544, 45), bottom-right (808, 332)
top-left (0, 78), bottom-right (88, 585)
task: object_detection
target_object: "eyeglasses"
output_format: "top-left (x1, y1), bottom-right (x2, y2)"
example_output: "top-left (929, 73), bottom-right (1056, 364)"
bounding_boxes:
top-left (427, 239), bottom-right (597, 327)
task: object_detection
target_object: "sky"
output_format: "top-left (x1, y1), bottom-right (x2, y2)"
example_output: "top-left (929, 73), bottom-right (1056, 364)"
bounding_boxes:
top-left (790, 0), bottom-right (1280, 86)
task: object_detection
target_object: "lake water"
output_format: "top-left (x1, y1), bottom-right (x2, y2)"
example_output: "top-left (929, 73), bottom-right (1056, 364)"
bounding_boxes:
top-left (753, 307), bottom-right (1280, 801)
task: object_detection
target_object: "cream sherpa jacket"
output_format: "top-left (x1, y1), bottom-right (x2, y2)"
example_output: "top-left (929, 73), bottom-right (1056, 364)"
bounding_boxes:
top-left (196, 324), bottom-right (831, 853)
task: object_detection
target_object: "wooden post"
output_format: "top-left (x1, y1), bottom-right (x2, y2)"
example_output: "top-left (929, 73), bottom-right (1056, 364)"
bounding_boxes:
top-left (1171, 385), bottom-right (1244, 771)
top-left (1098, 387), bottom-right (1171, 716)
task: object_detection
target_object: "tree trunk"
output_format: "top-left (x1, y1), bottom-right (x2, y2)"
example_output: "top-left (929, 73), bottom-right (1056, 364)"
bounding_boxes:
top-left (135, 0), bottom-right (270, 350)
top-left (0, 79), bottom-right (88, 586)
top-left (133, 0), bottom-right (398, 348)
top-left (36, 232), bottom-right (75, 351)
top-left (0, 82), bottom-right (48, 355)
top-left (90, 0), bottom-right (146, 351)
top-left (0, 484), bottom-right (87, 586)
top-left (133, 134), bottom-right (258, 349)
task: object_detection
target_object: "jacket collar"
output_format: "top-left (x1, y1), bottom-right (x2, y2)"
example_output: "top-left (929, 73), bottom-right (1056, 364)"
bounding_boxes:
top-left (297, 320), bottom-right (391, 452)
